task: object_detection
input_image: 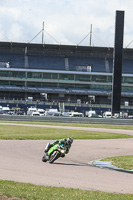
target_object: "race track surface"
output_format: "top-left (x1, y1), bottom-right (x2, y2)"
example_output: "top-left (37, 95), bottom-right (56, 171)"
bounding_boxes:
top-left (0, 138), bottom-right (133, 194)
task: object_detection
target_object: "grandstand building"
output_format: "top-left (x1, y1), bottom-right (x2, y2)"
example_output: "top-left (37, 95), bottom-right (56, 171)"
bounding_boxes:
top-left (0, 41), bottom-right (133, 105)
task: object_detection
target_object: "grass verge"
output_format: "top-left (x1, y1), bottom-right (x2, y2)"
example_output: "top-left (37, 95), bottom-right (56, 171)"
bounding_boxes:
top-left (0, 125), bottom-right (133, 140)
top-left (1, 120), bottom-right (133, 130)
top-left (0, 180), bottom-right (133, 200)
top-left (102, 155), bottom-right (133, 170)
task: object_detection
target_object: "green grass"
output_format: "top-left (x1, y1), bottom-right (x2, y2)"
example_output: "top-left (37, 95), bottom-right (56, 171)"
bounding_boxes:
top-left (102, 155), bottom-right (133, 170)
top-left (0, 180), bottom-right (133, 200)
top-left (0, 124), bottom-right (133, 140)
top-left (1, 120), bottom-right (133, 130)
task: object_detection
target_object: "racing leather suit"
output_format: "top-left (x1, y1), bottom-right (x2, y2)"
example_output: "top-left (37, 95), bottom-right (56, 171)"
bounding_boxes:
top-left (45, 139), bottom-right (71, 155)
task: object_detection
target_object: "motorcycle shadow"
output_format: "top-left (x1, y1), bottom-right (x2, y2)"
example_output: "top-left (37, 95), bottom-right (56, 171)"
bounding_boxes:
top-left (53, 162), bottom-right (88, 166)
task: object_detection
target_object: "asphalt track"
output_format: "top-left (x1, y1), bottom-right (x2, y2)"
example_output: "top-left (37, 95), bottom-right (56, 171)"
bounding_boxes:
top-left (0, 123), bottom-right (133, 194)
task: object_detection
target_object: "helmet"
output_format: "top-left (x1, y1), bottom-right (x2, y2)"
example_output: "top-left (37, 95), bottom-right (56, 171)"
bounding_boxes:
top-left (67, 137), bottom-right (73, 145)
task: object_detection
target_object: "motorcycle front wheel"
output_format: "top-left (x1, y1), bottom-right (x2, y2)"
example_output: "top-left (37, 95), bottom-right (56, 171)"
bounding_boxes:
top-left (49, 151), bottom-right (59, 163)
top-left (42, 155), bottom-right (48, 162)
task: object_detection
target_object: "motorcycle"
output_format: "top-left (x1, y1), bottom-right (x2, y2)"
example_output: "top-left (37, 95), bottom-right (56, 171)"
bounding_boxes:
top-left (42, 144), bottom-right (66, 163)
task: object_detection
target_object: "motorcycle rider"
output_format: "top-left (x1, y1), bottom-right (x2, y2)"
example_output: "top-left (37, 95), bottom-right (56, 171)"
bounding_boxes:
top-left (44, 137), bottom-right (73, 159)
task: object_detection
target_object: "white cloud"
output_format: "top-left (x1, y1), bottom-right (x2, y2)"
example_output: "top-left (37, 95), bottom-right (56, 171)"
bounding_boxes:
top-left (0, 0), bottom-right (132, 47)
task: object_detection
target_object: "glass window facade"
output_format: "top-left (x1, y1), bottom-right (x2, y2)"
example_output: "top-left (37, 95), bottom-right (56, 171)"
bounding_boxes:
top-left (123, 77), bottom-right (133, 84)
top-left (0, 71), bottom-right (9, 77)
top-left (42, 73), bottom-right (52, 79)
top-left (9, 71), bottom-right (25, 78)
top-left (59, 73), bottom-right (74, 80)
top-left (0, 69), bottom-right (132, 95)
top-left (0, 71), bottom-right (26, 78)
top-left (42, 82), bottom-right (58, 87)
top-left (51, 73), bottom-right (58, 79)
top-left (92, 75), bottom-right (107, 82)
top-left (122, 86), bottom-right (133, 92)
top-left (27, 72), bottom-right (42, 79)
top-left (90, 84), bottom-right (112, 90)
top-left (75, 74), bottom-right (91, 82)
top-left (10, 81), bottom-right (24, 86)
top-left (0, 80), bottom-right (9, 85)
top-left (27, 82), bottom-right (42, 87)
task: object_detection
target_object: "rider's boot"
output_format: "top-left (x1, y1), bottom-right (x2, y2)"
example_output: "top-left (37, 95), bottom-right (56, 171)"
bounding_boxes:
top-left (44, 143), bottom-right (51, 153)
top-left (46, 152), bottom-right (50, 160)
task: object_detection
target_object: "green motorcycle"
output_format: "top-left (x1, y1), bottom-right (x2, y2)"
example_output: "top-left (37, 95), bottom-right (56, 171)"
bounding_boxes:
top-left (42, 144), bottom-right (66, 163)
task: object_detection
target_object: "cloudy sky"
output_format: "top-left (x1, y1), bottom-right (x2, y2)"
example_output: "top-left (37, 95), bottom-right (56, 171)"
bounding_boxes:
top-left (0, 0), bottom-right (133, 48)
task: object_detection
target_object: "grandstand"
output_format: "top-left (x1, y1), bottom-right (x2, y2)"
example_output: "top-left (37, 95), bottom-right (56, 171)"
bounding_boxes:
top-left (0, 41), bottom-right (133, 107)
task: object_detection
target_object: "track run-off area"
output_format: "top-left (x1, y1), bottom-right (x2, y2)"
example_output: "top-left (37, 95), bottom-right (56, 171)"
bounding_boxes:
top-left (0, 123), bottom-right (133, 194)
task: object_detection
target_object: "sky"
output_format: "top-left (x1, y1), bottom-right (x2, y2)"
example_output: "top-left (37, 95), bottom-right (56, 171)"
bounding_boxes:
top-left (0, 0), bottom-right (133, 48)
